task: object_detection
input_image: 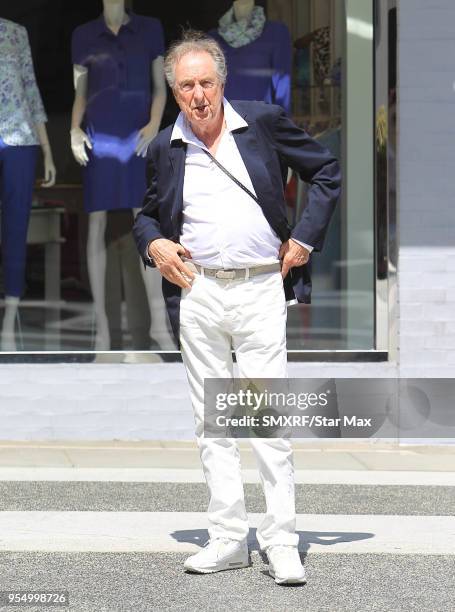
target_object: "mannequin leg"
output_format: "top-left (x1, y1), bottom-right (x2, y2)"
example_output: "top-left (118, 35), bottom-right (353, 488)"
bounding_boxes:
top-left (132, 208), bottom-right (175, 349)
top-left (0, 140), bottom-right (38, 351)
top-left (86, 211), bottom-right (110, 350)
top-left (1, 297), bottom-right (20, 351)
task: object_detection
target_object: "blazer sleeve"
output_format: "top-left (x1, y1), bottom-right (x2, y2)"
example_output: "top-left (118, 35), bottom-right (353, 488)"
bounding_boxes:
top-left (132, 143), bottom-right (164, 267)
top-left (271, 106), bottom-right (341, 252)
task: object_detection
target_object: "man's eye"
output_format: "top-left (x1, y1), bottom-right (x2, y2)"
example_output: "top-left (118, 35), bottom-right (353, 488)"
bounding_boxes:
top-left (202, 81), bottom-right (214, 88)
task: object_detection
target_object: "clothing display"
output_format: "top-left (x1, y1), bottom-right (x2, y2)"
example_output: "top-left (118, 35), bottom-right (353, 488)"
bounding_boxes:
top-left (0, 138), bottom-right (38, 297)
top-left (209, 11), bottom-right (292, 113)
top-left (0, 18), bottom-right (45, 298)
top-left (311, 26), bottom-right (331, 86)
top-left (0, 18), bottom-right (47, 146)
top-left (217, 4), bottom-right (266, 48)
top-left (71, 11), bottom-right (164, 213)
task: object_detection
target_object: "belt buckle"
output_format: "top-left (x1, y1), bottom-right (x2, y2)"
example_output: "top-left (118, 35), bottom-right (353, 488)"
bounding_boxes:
top-left (215, 269), bottom-right (236, 280)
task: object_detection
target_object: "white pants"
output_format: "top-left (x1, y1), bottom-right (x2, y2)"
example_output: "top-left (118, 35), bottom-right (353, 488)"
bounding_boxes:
top-left (179, 268), bottom-right (299, 550)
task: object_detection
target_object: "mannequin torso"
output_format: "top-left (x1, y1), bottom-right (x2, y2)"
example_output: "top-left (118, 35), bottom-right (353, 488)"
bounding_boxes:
top-left (210, 7), bottom-right (292, 113)
top-left (70, 5), bottom-right (166, 210)
top-left (103, 0), bottom-right (129, 35)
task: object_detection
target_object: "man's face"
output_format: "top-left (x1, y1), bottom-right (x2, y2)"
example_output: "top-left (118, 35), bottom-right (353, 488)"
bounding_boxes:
top-left (173, 52), bottom-right (224, 130)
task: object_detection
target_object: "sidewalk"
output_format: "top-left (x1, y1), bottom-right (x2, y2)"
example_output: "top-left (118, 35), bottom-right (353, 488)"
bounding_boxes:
top-left (0, 440), bottom-right (454, 472)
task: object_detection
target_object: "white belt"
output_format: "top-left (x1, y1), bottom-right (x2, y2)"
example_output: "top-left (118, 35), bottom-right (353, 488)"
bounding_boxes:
top-left (185, 262), bottom-right (281, 281)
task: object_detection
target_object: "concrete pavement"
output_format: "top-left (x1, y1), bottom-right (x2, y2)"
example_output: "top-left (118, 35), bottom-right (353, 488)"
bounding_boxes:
top-left (0, 441), bottom-right (453, 611)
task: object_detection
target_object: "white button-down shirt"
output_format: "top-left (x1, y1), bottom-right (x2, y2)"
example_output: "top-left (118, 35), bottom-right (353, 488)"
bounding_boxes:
top-left (171, 99), bottom-right (312, 269)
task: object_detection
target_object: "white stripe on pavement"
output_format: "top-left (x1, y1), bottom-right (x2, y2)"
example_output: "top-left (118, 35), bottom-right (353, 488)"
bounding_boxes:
top-left (0, 467), bottom-right (454, 486)
top-left (0, 512), bottom-right (453, 554)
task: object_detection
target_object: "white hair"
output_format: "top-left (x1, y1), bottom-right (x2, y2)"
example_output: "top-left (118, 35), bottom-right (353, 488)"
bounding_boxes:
top-left (164, 30), bottom-right (227, 89)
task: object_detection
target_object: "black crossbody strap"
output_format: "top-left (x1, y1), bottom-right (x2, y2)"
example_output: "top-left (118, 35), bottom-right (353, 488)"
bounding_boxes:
top-left (202, 148), bottom-right (259, 204)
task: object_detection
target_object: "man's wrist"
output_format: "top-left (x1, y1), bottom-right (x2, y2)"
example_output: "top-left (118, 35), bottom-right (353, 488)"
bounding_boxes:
top-left (290, 237), bottom-right (313, 253)
top-left (145, 240), bottom-right (154, 264)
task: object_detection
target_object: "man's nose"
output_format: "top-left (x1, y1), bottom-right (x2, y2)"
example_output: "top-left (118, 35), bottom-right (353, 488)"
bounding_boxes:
top-left (193, 83), bottom-right (204, 100)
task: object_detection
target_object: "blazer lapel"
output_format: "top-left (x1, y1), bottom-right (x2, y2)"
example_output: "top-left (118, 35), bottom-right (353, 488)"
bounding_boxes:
top-left (232, 125), bottom-right (281, 227)
top-left (169, 140), bottom-right (186, 237)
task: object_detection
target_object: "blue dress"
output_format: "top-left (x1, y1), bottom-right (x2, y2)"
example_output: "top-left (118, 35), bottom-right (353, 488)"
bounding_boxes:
top-left (71, 12), bottom-right (164, 212)
top-left (209, 21), bottom-right (292, 114)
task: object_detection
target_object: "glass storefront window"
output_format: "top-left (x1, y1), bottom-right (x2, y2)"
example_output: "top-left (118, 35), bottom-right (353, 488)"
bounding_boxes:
top-left (274, 0), bottom-right (375, 350)
top-left (0, 0), bottom-right (376, 354)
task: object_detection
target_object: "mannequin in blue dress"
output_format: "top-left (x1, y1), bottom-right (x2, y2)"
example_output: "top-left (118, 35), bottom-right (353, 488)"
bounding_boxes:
top-left (209, 0), bottom-right (292, 114)
top-left (70, 0), bottom-right (172, 350)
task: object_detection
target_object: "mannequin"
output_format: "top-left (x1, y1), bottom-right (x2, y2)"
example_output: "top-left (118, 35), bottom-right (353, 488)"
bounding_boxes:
top-left (71, 0), bottom-right (173, 350)
top-left (209, 0), bottom-right (292, 113)
top-left (0, 17), bottom-right (56, 351)
top-left (233, 0), bottom-right (254, 21)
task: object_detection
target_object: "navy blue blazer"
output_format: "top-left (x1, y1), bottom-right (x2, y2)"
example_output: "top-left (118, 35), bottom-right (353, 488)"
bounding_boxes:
top-left (133, 100), bottom-right (341, 344)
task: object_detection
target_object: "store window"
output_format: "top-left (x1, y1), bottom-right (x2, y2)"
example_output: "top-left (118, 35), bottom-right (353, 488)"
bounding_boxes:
top-left (267, 0), bottom-right (375, 350)
top-left (0, 0), bottom-right (375, 354)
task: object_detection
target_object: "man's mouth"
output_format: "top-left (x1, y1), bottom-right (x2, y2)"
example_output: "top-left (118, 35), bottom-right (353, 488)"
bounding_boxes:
top-left (193, 104), bottom-right (208, 111)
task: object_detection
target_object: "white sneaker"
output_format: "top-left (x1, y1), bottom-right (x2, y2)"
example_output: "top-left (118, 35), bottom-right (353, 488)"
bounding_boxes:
top-left (184, 538), bottom-right (250, 574)
top-left (266, 545), bottom-right (306, 584)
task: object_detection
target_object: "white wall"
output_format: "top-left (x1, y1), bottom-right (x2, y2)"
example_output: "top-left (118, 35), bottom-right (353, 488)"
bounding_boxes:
top-left (0, 362), bottom-right (397, 441)
top-left (398, 0), bottom-right (455, 377)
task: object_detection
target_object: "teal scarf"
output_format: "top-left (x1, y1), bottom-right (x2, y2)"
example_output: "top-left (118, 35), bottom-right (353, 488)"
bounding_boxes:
top-left (218, 5), bottom-right (266, 48)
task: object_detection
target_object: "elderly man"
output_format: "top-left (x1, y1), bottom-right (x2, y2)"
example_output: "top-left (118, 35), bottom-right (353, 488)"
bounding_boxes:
top-left (133, 31), bottom-right (340, 584)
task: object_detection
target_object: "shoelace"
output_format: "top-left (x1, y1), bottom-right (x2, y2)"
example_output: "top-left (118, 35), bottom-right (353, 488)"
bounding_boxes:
top-left (203, 537), bottom-right (237, 556)
top-left (203, 537), bottom-right (235, 546)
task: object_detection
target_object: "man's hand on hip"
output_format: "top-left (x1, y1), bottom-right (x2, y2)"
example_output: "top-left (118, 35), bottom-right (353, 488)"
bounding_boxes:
top-left (148, 239), bottom-right (195, 289)
top-left (279, 239), bottom-right (310, 278)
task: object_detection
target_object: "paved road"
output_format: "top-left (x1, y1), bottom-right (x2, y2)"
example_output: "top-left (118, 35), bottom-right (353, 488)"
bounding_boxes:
top-left (1, 551), bottom-right (454, 612)
top-left (0, 467), bottom-right (453, 611)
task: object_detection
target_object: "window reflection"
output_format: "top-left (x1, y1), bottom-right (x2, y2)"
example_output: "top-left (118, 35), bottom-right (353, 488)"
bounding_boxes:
top-left (0, 0), bottom-right (375, 352)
